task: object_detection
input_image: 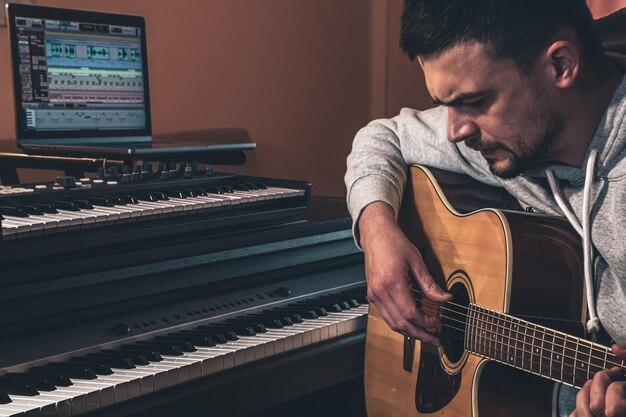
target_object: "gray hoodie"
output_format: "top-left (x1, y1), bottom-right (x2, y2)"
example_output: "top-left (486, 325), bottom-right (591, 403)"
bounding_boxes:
top-left (345, 74), bottom-right (626, 345)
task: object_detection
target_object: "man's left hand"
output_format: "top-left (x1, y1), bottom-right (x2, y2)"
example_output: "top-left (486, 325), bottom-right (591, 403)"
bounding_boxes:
top-left (571, 344), bottom-right (626, 417)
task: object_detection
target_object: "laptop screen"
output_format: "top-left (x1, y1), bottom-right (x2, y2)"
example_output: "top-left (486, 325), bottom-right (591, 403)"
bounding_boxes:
top-left (7, 4), bottom-right (152, 145)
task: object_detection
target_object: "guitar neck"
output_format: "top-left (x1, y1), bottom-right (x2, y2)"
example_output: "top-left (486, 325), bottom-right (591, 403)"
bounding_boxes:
top-left (461, 304), bottom-right (624, 388)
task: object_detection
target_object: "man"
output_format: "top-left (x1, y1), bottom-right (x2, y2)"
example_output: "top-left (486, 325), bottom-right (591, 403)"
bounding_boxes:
top-left (345, 0), bottom-right (626, 416)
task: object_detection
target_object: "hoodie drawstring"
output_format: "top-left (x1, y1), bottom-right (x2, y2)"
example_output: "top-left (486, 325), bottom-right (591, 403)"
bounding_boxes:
top-left (545, 149), bottom-right (601, 335)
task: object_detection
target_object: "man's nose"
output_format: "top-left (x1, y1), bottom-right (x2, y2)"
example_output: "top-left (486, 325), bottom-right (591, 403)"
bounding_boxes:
top-left (447, 108), bottom-right (479, 144)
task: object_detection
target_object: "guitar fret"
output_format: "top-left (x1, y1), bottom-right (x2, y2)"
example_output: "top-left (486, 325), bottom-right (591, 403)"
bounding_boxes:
top-left (538, 324), bottom-right (546, 375)
top-left (544, 328), bottom-right (557, 379)
top-left (530, 323), bottom-right (538, 374)
top-left (497, 312), bottom-right (506, 363)
top-left (514, 317), bottom-right (523, 369)
top-left (563, 335), bottom-right (576, 385)
top-left (522, 318), bottom-right (533, 370)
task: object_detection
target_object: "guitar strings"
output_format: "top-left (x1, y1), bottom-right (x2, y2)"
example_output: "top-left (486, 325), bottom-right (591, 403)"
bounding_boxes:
top-left (407, 287), bottom-right (625, 371)
top-left (425, 307), bottom-right (613, 380)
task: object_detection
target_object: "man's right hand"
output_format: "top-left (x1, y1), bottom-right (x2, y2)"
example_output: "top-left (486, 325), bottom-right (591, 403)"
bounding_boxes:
top-left (359, 201), bottom-right (452, 346)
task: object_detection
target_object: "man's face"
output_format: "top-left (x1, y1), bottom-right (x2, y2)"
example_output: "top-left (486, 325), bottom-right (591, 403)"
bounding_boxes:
top-left (419, 43), bottom-right (564, 179)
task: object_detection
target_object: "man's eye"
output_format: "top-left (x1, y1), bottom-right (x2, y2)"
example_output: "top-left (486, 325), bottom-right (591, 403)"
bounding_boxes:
top-left (462, 98), bottom-right (486, 108)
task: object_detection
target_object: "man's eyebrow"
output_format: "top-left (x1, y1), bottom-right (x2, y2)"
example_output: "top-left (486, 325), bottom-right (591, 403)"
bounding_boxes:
top-left (432, 90), bottom-right (489, 106)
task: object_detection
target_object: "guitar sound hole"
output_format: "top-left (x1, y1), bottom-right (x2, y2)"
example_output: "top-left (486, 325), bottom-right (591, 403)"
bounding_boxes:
top-left (441, 282), bottom-right (470, 364)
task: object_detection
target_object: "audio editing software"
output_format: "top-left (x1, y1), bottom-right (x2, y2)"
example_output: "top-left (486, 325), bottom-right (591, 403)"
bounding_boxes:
top-left (14, 17), bottom-right (147, 132)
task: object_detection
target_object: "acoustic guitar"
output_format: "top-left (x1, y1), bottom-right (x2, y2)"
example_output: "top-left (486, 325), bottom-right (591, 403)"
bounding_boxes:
top-left (364, 165), bottom-right (625, 417)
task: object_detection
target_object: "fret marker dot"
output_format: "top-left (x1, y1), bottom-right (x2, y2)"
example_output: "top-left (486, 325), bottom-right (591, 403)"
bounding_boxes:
top-left (556, 355), bottom-right (560, 359)
top-left (536, 348), bottom-right (539, 353)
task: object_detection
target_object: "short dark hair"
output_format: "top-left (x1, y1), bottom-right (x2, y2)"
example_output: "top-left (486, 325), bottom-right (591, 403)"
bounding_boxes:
top-left (400, 0), bottom-right (602, 73)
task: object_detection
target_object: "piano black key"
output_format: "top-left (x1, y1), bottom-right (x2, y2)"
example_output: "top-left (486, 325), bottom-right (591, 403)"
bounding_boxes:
top-left (2, 374), bottom-right (57, 391)
top-left (49, 200), bottom-right (80, 211)
top-left (230, 183), bottom-right (249, 191)
top-left (77, 354), bottom-right (136, 369)
top-left (116, 347), bottom-right (163, 362)
top-left (0, 379), bottom-right (40, 396)
top-left (5, 204), bottom-right (44, 216)
top-left (71, 200), bottom-right (94, 210)
top-left (52, 360), bottom-right (113, 376)
top-left (290, 303), bottom-right (329, 316)
top-left (0, 389), bottom-right (10, 404)
top-left (269, 311), bottom-right (304, 323)
top-left (159, 333), bottom-right (216, 347)
top-left (274, 306), bottom-right (320, 319)
top-left (38, 364), bottom-right (97, 379)
top-left (0, 206), bottom-right (29, 217)
top-left (25, 202), bottom-right (59, 214)
top-left (150, 336), bottom-right (198, 352)
top-left (88, 197), bottom-right (115, 207)
top-left (206, 323), bottom-right (256, 336)
top-left (161, 190), bottom-right (186, 199)
top-left (98, 350), bottom-right (150, 366)
top-left (236, 315), bottom-right (284, 329)
top-left (26, 370), bottom-right (73, 387)
top-left (202, 185), bottom-right (223, 194)
top-left (133, 342), bottom-right (185, 356)
top-left (195, 326), bottom-right (239, 341)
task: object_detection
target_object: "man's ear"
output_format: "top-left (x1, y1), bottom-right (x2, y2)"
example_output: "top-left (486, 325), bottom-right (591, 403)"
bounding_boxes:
top-left (545, 40), bottom-right (579, 89)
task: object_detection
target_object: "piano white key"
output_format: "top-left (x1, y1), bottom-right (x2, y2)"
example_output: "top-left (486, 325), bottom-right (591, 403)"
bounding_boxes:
top-left (157, 356), bottom-right (202, 382)
top-left (0, 216), bottom-right (46, 234)
top-left (5, 392), bottom-right (71, 417)
top-left (101, 369), bottom-right (150, 397)
top-left (0, 403), bottom-right (41, 417)
top-left (68, 379), bottom-right (115, 408)
top-left (0, 396), bottom-right (57, 417)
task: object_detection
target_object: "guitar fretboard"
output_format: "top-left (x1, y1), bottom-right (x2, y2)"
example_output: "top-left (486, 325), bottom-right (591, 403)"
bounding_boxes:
top-left (464, 304), bottom-right (624, 388)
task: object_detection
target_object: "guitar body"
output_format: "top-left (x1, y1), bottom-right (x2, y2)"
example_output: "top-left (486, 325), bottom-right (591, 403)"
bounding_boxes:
top-left (365, 166), bottom-right (586, 417)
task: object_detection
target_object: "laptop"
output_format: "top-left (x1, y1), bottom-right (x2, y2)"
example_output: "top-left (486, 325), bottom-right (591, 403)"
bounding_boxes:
top-left (6, 3), bottom-right (254, 158)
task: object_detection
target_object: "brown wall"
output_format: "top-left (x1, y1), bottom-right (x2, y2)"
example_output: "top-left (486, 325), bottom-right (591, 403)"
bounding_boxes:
top-left (0, 0), bottom-right (382, 196)
top-left (1, 1), bottom-right (622, 194)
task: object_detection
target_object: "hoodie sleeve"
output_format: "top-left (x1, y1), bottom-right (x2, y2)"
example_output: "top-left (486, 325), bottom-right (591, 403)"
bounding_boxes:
top-left (344, 106), bottom-right (499, 247)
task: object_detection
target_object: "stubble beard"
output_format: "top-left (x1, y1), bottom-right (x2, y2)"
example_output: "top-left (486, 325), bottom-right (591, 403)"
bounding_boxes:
top-left (472, 112), bottom-right (564, 180)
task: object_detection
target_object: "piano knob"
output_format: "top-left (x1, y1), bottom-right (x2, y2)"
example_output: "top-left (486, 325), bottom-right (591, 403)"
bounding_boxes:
top-left (274, 286), bottom-right (291, 297)
top-left (112, 322), bottom-right (132, 335)
top-left (184, 163), bottom-right (193, 178)
top-left (55, 176), bottom-right (76, 188)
